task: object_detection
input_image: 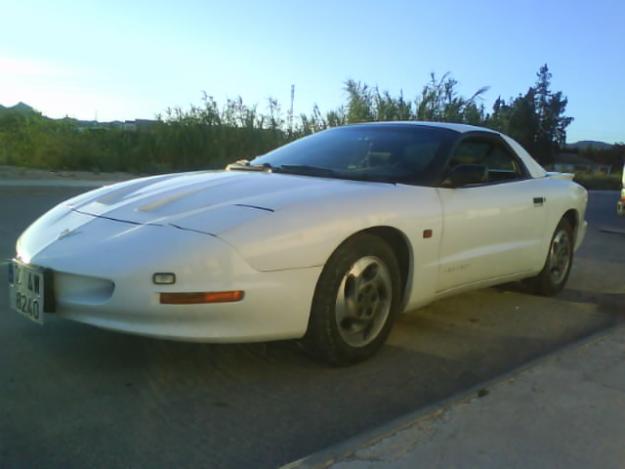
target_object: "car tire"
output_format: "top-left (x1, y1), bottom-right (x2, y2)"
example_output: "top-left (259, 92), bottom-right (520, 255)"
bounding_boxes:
top-left (525, 218), bottom-right (574, 296)
top-left (302, 233), bottom-right (402, 366)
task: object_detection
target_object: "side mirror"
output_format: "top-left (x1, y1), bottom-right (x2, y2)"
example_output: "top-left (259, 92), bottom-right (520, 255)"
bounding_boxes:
top-left (446, 164), bottom-right (487, 187)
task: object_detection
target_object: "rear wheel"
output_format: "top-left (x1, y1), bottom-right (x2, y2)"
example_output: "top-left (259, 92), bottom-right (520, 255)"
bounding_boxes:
top-left (525, 219), bottom-right (574, 296)
top-left (302, 233), bottom-right (402, 365)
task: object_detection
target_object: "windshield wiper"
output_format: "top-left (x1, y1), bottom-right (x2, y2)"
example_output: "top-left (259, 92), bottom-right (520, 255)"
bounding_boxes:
top-left (226, 160), bottom-right (273, 172)
top-left (274, 164), bottom-right (397, 183)
top-left (227, 161), bottom-right (394, 183)
top-left (274, 164), bottom-right (337, 177)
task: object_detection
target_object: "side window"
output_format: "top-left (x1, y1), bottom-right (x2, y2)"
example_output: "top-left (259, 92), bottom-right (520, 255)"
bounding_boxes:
top-left (448, 140), bottom-right (491, 168)
top-left (448, 137), bottom-right (525, 184)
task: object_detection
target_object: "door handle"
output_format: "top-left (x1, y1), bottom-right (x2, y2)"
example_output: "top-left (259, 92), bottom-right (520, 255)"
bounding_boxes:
top-left (533, 197), bottom-right (545, 206)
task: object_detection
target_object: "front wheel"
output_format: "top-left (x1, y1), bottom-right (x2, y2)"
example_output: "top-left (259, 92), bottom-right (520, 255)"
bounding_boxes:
top-left (302, 233), bottom-right (402, 366)
top-left (525, 219), bottom-right (574, 296)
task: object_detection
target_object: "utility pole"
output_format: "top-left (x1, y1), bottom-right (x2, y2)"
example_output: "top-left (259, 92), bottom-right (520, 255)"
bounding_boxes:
top-left (288, 84), bottom-right (295, 136)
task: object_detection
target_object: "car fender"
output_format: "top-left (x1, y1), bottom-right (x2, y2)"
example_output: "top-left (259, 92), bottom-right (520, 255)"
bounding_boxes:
top-left (540, 177), bottom-right (588, 255)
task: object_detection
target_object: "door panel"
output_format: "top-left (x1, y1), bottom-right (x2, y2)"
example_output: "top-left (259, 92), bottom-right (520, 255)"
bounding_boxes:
top-left (436, 179), bottom-right (547, 292)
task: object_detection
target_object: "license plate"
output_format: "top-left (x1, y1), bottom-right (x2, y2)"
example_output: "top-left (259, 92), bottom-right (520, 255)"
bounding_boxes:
top-left (8, 260), bottom-right (47, 325)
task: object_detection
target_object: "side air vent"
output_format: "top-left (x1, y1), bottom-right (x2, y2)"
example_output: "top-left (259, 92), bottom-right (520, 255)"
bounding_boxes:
top-left (54, 272), bottom-right (115, 305)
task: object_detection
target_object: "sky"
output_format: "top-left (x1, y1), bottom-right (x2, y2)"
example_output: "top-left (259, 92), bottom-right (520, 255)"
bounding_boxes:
top-left (1, 0), bottom-right (623, 143)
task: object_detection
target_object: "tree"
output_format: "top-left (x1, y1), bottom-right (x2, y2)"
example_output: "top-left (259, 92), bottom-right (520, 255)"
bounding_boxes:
top-left (488, 88), bottom-right (540, 157)
top-left (344, 80), bottom-right (375, 123)
top-left (415, 73), bottom-right (488, 123)
top-left (487, 65), bottom-right (573, 165)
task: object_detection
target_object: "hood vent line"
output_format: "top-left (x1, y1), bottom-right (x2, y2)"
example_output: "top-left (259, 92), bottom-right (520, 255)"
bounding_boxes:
top-left (234, 203), bottom-right (274, 213)
top-left (72, 209), bottom-right (163, 227)
top-left (168, 223), bottom-right (218, 237)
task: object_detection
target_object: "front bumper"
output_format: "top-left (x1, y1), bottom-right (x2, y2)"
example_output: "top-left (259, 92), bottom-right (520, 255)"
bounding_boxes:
top-left (50, 266), bottom-right (321, 343)
top-left (17, 217), bottom-right (321, 342)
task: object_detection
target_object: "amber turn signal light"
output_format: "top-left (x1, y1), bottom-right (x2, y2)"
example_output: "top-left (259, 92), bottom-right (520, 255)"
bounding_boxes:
top-left (160, 291), bottom-right (244, 304)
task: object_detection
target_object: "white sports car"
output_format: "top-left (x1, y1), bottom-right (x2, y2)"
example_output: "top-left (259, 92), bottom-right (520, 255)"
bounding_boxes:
top-left (9, 122), bottom-right (588, 364)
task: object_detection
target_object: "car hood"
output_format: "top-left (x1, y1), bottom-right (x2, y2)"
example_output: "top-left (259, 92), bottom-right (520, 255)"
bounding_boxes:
top-left (62, 170), bottom-right (393, 235)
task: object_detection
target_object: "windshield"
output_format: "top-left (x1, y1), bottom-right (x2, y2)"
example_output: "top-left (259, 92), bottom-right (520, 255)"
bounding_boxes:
top-left (250, 125), bottom-right (455, 184)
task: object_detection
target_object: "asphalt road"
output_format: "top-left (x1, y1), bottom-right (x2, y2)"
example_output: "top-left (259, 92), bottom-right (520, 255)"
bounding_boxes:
top-left (1, 186), bottom-right (624, 468)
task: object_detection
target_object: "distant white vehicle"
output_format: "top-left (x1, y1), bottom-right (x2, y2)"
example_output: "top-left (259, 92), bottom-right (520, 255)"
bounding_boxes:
top-left (9, 122), bottom-right (588, 364)
top-left (618, 164), bottom-right (625, 216)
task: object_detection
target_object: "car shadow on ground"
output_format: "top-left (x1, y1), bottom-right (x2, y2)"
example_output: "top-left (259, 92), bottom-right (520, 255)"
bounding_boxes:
top-left (497, 282), bottom-right (625, 317)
